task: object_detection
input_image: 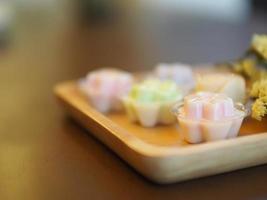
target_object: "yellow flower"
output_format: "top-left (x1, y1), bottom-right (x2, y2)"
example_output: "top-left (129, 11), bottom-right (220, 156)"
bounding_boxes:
top-left (252, 34), bottom-right (267, 60)
top-left (250, 79), bottom-right (267, 98)
top-left (252, 96), bottom-right (267, 120)
top-left (250, 81), bottom-right (260, 97)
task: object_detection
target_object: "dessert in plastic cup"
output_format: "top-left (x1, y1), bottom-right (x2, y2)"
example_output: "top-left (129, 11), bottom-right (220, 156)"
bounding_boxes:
top-left (79, 68), bottom-right (133, 113)
top-left (154, 63), bottom-right (195, 94)
top-left (123, 79), bottom-right (183, 127)
top-left (172, 92), bottom-right (248, 144)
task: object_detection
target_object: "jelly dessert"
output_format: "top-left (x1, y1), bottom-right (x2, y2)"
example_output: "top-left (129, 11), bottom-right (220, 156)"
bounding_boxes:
top-left (154, 63), bottom-right (195, 93)
top-left (123, 79), bottom-right (183, 127)
top-left (196, 73), bottom-right (246, 103)
top-left (80, 68), bottom-right (133, 113)
top-left (173, 92), bottom-right (247, 144)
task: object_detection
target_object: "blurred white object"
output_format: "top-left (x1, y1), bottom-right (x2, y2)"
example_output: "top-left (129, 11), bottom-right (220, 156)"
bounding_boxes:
top-left (196, 73), bottom-right (246, 103)
top-left (138, 0), bottom-right (250, 22)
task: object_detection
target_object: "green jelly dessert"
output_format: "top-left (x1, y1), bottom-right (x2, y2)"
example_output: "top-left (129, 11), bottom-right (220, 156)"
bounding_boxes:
top-left (123, 79), bottom-right (182, 127)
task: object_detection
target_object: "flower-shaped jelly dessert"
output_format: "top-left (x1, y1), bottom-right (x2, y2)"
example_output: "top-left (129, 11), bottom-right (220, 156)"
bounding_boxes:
top-left (173, 92), bottom-right (247, 144)
top-left (123, 79), bottom-right (183, 127)
top-left (196, 73), bottom-right (246, 103)
top-left (80, 68), bottom-right (133, 113)
top-left (154, 63), bottom-right (195, 93)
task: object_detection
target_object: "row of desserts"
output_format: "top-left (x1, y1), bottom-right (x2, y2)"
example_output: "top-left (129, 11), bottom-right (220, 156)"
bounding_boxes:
top-left (79, 63), bottom-right (248, 144)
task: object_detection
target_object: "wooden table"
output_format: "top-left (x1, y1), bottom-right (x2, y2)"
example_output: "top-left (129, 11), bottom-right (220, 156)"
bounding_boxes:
top-left (0, 5), bottom-right (267, 200)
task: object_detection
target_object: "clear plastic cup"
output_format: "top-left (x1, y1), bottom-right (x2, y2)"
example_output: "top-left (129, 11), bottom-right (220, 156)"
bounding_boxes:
top-left (172, 95), bottom-right (248, 144)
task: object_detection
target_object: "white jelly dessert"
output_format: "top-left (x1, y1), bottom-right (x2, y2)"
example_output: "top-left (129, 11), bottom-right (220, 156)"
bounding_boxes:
top-left (154, 63), bottom-right (195, 93)
top-left (196, 73), bottom-right (246, 103)
top-left (123, 79), bottom-right (183, 127)
top-left (173, 92), bottom-right (247, 144)
top-left (80, 68), bottom-right (133, 113)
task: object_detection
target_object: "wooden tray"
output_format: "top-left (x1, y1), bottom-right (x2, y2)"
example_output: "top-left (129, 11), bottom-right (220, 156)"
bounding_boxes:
top-left (54, 81), bottom-right (267, 184)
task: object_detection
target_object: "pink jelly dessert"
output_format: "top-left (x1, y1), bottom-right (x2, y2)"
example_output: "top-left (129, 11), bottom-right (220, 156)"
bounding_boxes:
top-left (173, 92), bottom-right (247, 144)
top-left (80, 68), bottom-right (133, 113)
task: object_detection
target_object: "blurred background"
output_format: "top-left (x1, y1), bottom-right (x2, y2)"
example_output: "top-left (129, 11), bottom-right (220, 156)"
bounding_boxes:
top-left (1, 0), bottom-right (267, 72)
